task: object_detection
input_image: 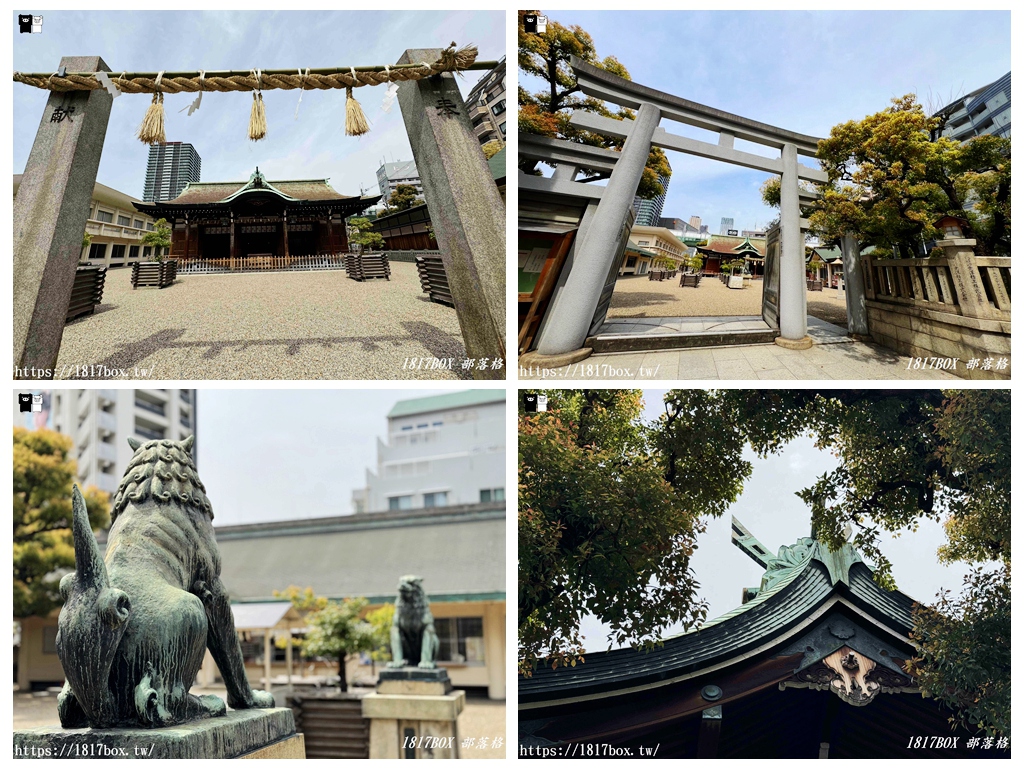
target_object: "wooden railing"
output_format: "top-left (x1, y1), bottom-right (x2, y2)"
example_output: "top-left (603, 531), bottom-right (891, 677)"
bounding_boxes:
top-left (174, 253), bottom-right (351, 274)
top-left (863, 249), bottom-right (1010, 322)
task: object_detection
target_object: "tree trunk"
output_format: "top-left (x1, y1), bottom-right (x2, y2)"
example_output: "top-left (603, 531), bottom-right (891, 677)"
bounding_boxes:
top-left (338, 651), bottom-right (348, 692)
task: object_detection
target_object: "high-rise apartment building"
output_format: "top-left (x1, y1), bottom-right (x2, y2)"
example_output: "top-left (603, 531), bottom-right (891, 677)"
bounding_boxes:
top-left (351, 391), bottom-right (505, 514)
top-left (931, 72), bottom-right (1010, 143)
top-left (466, 56), bottom-right (507, 145)
top-left (15, 389), bottom-right (197, 495)
top-left (631, 165), bottom-right (672, 227)
top-left (143, 142), bottom-right (201, 202)
top-left (688, 215), bottom-right (702, 230)
top-left (721, 217), bottom-right (735, 235)
top-left (375, 160), bottom-right (424, 200)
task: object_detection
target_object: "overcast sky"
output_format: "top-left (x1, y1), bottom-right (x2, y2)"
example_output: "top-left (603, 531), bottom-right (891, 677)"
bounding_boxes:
top-left (195, 389), bottom-right (467, 526)
top-left (13, 10), bottom-right (503, 199)
top-left (521, 10), bottom-right (1010, 234)
top-left (578, 389), bottom-right (973, 653)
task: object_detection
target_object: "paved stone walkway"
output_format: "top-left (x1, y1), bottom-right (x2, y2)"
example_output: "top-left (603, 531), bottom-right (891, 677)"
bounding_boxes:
top-left (520, 318), bottom-right (959, 381)
top-left (55, 263), bottom-right (471, 381)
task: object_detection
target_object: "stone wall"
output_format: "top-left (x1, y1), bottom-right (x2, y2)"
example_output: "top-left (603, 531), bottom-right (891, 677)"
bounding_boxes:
top-left (865, 301), bottom-right (1010, 380)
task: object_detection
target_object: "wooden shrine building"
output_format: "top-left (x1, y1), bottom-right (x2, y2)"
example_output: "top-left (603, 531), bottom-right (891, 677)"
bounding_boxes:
top-left (133, 168), bottom-right (379, 268)
top-left (695, 235), bottom-right (766, 276)
top-left (519, 518), bottom-right (1007, 759)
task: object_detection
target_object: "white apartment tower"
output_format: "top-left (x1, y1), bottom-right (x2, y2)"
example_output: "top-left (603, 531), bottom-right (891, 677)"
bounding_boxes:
top-left (352, 391), bottom-right (505, 513)
top-left (15, 389), bottom-right (197, 495)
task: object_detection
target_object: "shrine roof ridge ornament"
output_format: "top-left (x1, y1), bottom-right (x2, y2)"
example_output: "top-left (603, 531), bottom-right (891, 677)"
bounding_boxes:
top-left (568, 56), bottom-right (823, 156)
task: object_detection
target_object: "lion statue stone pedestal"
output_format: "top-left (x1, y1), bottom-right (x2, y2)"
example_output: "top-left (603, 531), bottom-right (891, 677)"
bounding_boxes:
top-left (361, 576), bottom-right (466, 759)
top-left (13, 437), bottom-right (304, 759)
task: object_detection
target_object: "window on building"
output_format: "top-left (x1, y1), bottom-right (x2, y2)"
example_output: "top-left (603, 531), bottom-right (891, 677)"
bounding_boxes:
top-left (143, 246), bottom-right (152, 258)
top-left (110, 244), bottom-right (126, 260)
top-left (88, 242), bottom-right (106, 260)
top-left (499, 122), bottom-right (506, 136)
top-left (423, 491), bottom-right (448, 508)
top-left (435, 618), bottom-right (485, 664)
top-left (96, 210), bottom-right (114, 223)
top-left (146, 222), bottom-right (155, 231)
top-left (134, 219), bottom-right (144, 229)
top-left (432, 421), bottom-right (443, 427)
top-left (117, 215), bottom-right (131, 227)
top-left (491, 99), bottom-right (506, 115)
top-left (388, 495), bottom-right (413, 511)
top-left (625, 257), bottom-right (637, 268)
top-left (638, 240), bottom-right (650, 246)
top-left (400, 425), bottom-right (413, 431)
top-left (480, 488), bottom-right (505, 503)
top-left (129, 245), bottom-right (140, 259)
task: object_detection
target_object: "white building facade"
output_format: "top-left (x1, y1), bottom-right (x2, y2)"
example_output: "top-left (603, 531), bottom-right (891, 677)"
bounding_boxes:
top-left (15, 389), bottom-right (197, 495)
top-left (352, 391), bottom-right (505, 514)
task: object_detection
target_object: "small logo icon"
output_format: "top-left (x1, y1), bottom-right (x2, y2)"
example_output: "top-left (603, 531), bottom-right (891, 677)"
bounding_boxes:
top-left (523, 393), bottom-right (538, 413)
top-left (31, 14), bottom-right (42, 33)
top-left (523, 14), bottom-right (538, 34)
top-left (537, 15), bottom-right (548, 33)
top-left (537, 394), bottom-right (548, 412)
top-left (18, 393), bottom-right (32, 412)
top-left (18, 14), bottom-right (32, 33)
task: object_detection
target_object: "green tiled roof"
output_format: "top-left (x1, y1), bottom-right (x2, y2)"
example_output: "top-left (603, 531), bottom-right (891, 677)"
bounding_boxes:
top-left (488, 147), bottom-right (506, 181)
top-left (387, 390), bottom-right (505, 419)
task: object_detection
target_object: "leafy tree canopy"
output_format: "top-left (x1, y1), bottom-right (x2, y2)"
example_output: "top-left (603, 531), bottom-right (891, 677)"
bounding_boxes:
top-left (761, 95), bottom-right (1010, 257)
top-left (387, 184), bottom-right (422, 212)
top-left (347, 216), bottom-right (384, 251)
top-left (14, 428), bottom-right (109, 619)
top-left (141, 217), bottom-right (172, 256)
top-left (519, 389), bottom-right (1009, 736)
top-left (518, 10), bottom-right (670, 199)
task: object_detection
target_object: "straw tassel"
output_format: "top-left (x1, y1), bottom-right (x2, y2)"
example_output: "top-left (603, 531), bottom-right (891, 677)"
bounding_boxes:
top-left (344, 65), bottom-right (370, 137)
top-left (136, 91), bottom-right (166, 144)
top-left (248, 91), bottom-right (267, 141)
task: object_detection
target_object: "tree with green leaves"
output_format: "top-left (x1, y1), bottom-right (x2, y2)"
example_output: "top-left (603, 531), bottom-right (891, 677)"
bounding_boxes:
top-left (481, 139), bottom-right (504, 160)
top-left (347, 217), bottom-right (384, 252)
top-left (387, 184), bottom-right (422, 212)
top-left (520, 389), bottom-right (1009, 736)
top-left (141, 217), bottom-right (172, 260)
top-left (518, 10), bottom-right (671, 199)
top-left (365, 603), bottom-right (395, 664)
top-left (14, 428), bottom-right (109, 619)
top-left (761, 95), bottom-right (1010, 257)
top-left (301, 597), bottom-right (376, 692)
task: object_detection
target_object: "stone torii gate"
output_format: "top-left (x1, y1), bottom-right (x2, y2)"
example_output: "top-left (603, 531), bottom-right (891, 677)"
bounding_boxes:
top-left (528, 57), bottom-right (868, 363)
top-left (13, 49), bottom-right (505, 380)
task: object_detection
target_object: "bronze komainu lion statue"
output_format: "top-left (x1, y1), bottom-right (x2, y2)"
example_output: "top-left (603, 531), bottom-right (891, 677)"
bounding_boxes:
top-left (56, 436), bottom-right (274, 728)
top-left (387, 575), bottom-right (440, 669)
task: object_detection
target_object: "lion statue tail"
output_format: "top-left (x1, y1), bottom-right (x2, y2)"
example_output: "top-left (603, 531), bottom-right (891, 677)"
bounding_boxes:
top-left (56, 485), bottom-right (132, 727)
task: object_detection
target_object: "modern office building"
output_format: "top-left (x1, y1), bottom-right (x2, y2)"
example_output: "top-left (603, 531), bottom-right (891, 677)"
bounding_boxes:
top-left (143, 142), bottom-right (201, 202)
top-left (375, 159), bottom-right (423, 200)
top-left (466, 56), bottom-right (507, 145)
top-left (741, 228), bottom-right (767, 239)
top-left (720, 216), bottom-right (735, 235)
top-left (14, 388), bottom-right (198, 496)
top-left (688, 215), bottom-right (702, 230)
top-left (631, 166), bottom-right (671, 227)
top-left (931, 72), bottom-right (1011, 143)
top-left (13, 175), bottom-right (168, 268)
top-left (351, 390), bottom-right (505, 514)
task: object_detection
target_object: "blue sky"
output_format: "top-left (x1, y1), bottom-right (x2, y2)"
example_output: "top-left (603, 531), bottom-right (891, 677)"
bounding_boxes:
top-left (522, 10), bottom-right (1010, 234)
top-left (13, 11), bottom-right (503, 199)
top-left (578, 390), bottom-right (972, 652)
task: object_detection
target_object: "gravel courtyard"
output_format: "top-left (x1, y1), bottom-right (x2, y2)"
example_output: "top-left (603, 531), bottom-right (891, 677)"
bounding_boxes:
top-left (55, 263), bottom-right (472, 380)
top-left (608, 274), bottom-right (850, 327)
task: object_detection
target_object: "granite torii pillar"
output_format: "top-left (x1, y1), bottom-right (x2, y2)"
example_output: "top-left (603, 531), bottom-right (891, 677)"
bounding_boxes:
top-left (13, 56), bottom-right (113, 379)
top-left (395, 48), bottom-right (506, 380)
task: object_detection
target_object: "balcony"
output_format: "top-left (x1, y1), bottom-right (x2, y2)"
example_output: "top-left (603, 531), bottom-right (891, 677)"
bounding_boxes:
top-left (85, 219), bottom-right (146, 241)
top-left (135, 399), bottom-right (166, 418)
top-left (134, 425), bottom-right (165, 441)
top-left (96, 441), bottom-right (117, 464)
top-left (473, 121), bottom-right (492, 140)
top-left (97, 389), bottom-right (117, 405)
top-left (97, 410), bottom-right (117, 435)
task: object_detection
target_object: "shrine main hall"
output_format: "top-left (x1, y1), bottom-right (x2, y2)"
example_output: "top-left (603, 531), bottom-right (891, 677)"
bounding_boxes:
top-left (133, 167), bottom-right (380, 267)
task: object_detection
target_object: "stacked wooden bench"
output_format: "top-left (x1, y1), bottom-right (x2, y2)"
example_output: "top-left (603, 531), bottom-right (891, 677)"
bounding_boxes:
top-left (131, 260), bottom-right (177, 289)
top-left (415, 252), bottom-right (453, 306)
top-left (345, 252), bottom-right (391, 281)
top-left (66, 265), bottom-right (107, 322)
